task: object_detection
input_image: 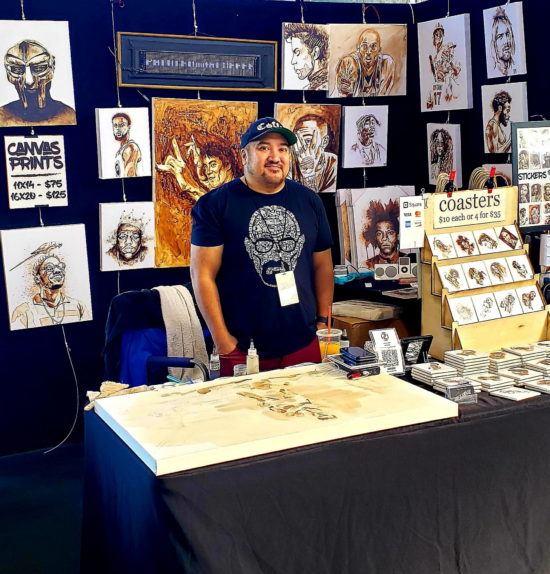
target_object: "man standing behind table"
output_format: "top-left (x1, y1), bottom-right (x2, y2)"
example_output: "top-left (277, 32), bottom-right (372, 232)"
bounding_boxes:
top-left (191, 118), bottom-right (334, 377)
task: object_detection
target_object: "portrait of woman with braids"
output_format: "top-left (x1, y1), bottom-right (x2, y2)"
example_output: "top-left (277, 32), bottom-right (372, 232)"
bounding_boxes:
top-left (429, 128), bottom-right (454, 181)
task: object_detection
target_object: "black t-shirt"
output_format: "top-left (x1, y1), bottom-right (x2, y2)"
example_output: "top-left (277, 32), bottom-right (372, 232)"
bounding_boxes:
top-left (191, 178), bottom-right (333, 357)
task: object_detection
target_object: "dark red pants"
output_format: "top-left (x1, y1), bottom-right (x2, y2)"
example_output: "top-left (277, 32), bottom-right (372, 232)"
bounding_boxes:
top-left (220, 337), bottom-right (322, 377)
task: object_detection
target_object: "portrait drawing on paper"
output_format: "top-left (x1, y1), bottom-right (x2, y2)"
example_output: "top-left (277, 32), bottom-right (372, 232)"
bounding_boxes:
top-left (282, 23), bottom-right (329, 91)
top-left (328, 24), bottom-right (407, 98)
top-left (1, 224), bottom-right (92, 331)
top-left (0, 20), bottom-right (76, 127)
top-left (275, 103), bottom-right (340, 193)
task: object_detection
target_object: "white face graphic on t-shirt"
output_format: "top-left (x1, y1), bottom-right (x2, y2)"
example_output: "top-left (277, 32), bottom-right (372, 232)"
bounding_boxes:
top-left (244, 205), bottom-right (305, 287)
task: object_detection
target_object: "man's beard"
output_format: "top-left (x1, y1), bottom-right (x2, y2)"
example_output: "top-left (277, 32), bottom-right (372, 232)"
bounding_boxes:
top-left (247, 163), bottom-right (285, 186)
top-left (501, 115), bottom-right (509, 127)
top-left (114, 133), bottom-right (126, 141)
top-left (499, 45), bottom-right (512, 62)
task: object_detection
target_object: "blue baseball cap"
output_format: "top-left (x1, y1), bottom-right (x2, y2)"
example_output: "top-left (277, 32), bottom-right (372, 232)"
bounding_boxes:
top-left (240, 117), bottom-right (297, 148)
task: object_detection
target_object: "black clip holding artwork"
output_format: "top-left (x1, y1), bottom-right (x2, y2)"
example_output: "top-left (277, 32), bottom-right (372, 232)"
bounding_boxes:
top-left (400, 335), bottom-right (433, 371)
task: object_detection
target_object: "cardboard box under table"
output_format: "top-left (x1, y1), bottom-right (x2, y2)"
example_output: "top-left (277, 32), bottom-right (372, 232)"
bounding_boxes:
top-left (94, 365), bottom-right (457, 476)
top-left (332, 316), bottom-right (412, 347)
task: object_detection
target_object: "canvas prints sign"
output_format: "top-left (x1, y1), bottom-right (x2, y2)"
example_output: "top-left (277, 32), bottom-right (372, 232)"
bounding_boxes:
top-left (99, 202), bottom-right (155, 272)
top-left (346, 186), bottom-right (414, 271)
top-left (418, 14), bottom-right (473, 112)
top-left (482, 82), bottom-right (527, 154)
top-left (343, 105), bottom-right (388, 168)
top-left (483, 2), bottom-right (527, 79)
top-left (427, 123), bottom-right (462, 187)
top-left (0, 20), bottom-right (76, 127)
top-left (0, 224), bottom-right (92, 331)
top-left (282, 23), bottom-right (329, 91)
top-left (95, 107), bottom-right (151, 179)
top-left (4, 135), bottom-right (67, 209)
top-left (153, 98), bottom-right (257, 267)
top-left (275, 103), bottom-right (340, 193)
top-left (328, 24), bottom-right (407, 98)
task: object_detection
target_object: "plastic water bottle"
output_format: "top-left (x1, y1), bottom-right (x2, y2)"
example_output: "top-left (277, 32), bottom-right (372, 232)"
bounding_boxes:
top-left (209, 346), bottom-right (220, 380)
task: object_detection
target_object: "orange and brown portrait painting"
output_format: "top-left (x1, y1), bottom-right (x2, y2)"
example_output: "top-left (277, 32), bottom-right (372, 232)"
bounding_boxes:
top-left (153, 98), bottom-right (258, 267)
top-left (275, 103), bottom-right (341, 193)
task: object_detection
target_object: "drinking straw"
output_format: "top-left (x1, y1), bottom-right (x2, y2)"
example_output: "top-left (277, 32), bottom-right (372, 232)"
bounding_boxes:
top-left (328, 305), bottom-right (332, 335)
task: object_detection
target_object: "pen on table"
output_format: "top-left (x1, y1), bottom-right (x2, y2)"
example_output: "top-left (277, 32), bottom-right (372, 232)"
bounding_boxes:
top-left (166, 375), bottom-right (194, 385)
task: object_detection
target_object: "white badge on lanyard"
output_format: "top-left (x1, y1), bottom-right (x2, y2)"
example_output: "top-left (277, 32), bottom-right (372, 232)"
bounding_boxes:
top-left (275, 271), bottom-right (300, 307)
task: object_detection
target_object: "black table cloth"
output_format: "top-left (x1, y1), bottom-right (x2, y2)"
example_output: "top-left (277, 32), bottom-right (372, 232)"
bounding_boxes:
top-left (81, 384), bottom-right (550, 574)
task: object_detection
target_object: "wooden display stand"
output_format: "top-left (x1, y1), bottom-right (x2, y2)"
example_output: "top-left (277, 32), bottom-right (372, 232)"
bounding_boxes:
top-left (421, 187), bottom-right (550, 360)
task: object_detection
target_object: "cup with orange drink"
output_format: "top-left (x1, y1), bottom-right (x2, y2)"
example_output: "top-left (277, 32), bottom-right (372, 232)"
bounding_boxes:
top-left (316, 328), bottom-right (342, 362)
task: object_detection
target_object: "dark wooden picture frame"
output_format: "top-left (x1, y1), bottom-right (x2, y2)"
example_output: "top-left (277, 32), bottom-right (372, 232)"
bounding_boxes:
top-left (117, 32), bottom-right (277, 92)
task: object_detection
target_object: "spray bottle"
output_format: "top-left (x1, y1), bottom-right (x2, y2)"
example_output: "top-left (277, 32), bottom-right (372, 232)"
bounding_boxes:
top-left (246, 339), bottom-right (259, 375)
top-left (209, 345), bottom-right (220, 380)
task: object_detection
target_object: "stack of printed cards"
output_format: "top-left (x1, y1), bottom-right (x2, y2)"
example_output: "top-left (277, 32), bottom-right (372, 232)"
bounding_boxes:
top-left (432, 377), bottom-right (481, 394)
top-left (523, 379), bottom-right (550, 394)
top-left (467, 373), bottom-right (515, 392)
top-left (531, 341), bottom-right (550, 356)
top-left (444, 349), bottom-right (490, 375)
top-left (490, 388), bottom-right (541, 401)
top-left (411, 362), bottom-right (458, 386)
top-left (488, 350), bottom-right (522, 372)
top-left (495, 366), bottom-right (542, 386)
top-left (524, 358), bottom-right (550, 376)
top-left (502, 344), bottom-right (547, 364)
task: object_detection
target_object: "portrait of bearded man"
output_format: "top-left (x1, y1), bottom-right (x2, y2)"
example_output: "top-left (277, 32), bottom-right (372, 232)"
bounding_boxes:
top-left (361, 199), bottom-right (402, 269)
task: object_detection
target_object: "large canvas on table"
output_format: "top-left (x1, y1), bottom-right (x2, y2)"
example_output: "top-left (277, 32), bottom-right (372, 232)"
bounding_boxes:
top-left (99, 202), bottom-right (155, 272)
top-left (342, 106), bottom-right (388, 168)
top-left (427, 123), bottom-right (462, 187)
top-left (94, 365), bottom-right (458, 475)
top-left (275, 103), bottom-right (340, 193)
top-left (482, 82), bottom-right (527, 154)
top-left (418, 15), bottom-right (473, 112)
top-left (483, 3), bottom-right (527, 79)
top-left (346, 186), bottom-right (414, 271)
top-left (153, 98), bottom-right (258, 267)
top-left (0, 224), bottom-right (92, 330)
top-left (282, 23), bottom-right (329, 91)
top-left (328, 24), bottom-right (407, 98)
top-left (0, 20), bottom-right (76, 127)
top-left (95, 108), bottom-right (151, 179)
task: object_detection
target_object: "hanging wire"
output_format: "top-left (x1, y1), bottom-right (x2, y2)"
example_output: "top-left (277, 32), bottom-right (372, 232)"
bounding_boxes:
top-left (121, 178), bottom-right (127, 201)
top-left (446, 111), bottom-right (450, 124)
top-left (44, 326), bottom-right (80, 454)
top-left (447, 0), bottom-right (450, 17)
top-left (302, 91), bottom-right (307, 104)
top-left (363, 168), bottom-right (367, 188)
top-left (362, 2), bottom-right (366, 24)
top-left (38, 206), bottom-right (44, 227)
top-left (362, 97), bottom-right (366, 106)
top-left (300, 0), bottom-right (305, 23)
top-left (192, 0), bottom-right (199, 35)
top-left (408, 0), bottom-right (415, 25)
top-left (197, 90), bottom-right (201, 100)
top-left (20, 0), bottom-right (26, 19)
top-left (117, 271), bottom-right (121, 295)
top-left (110, 0), bottom-right (122, 107)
